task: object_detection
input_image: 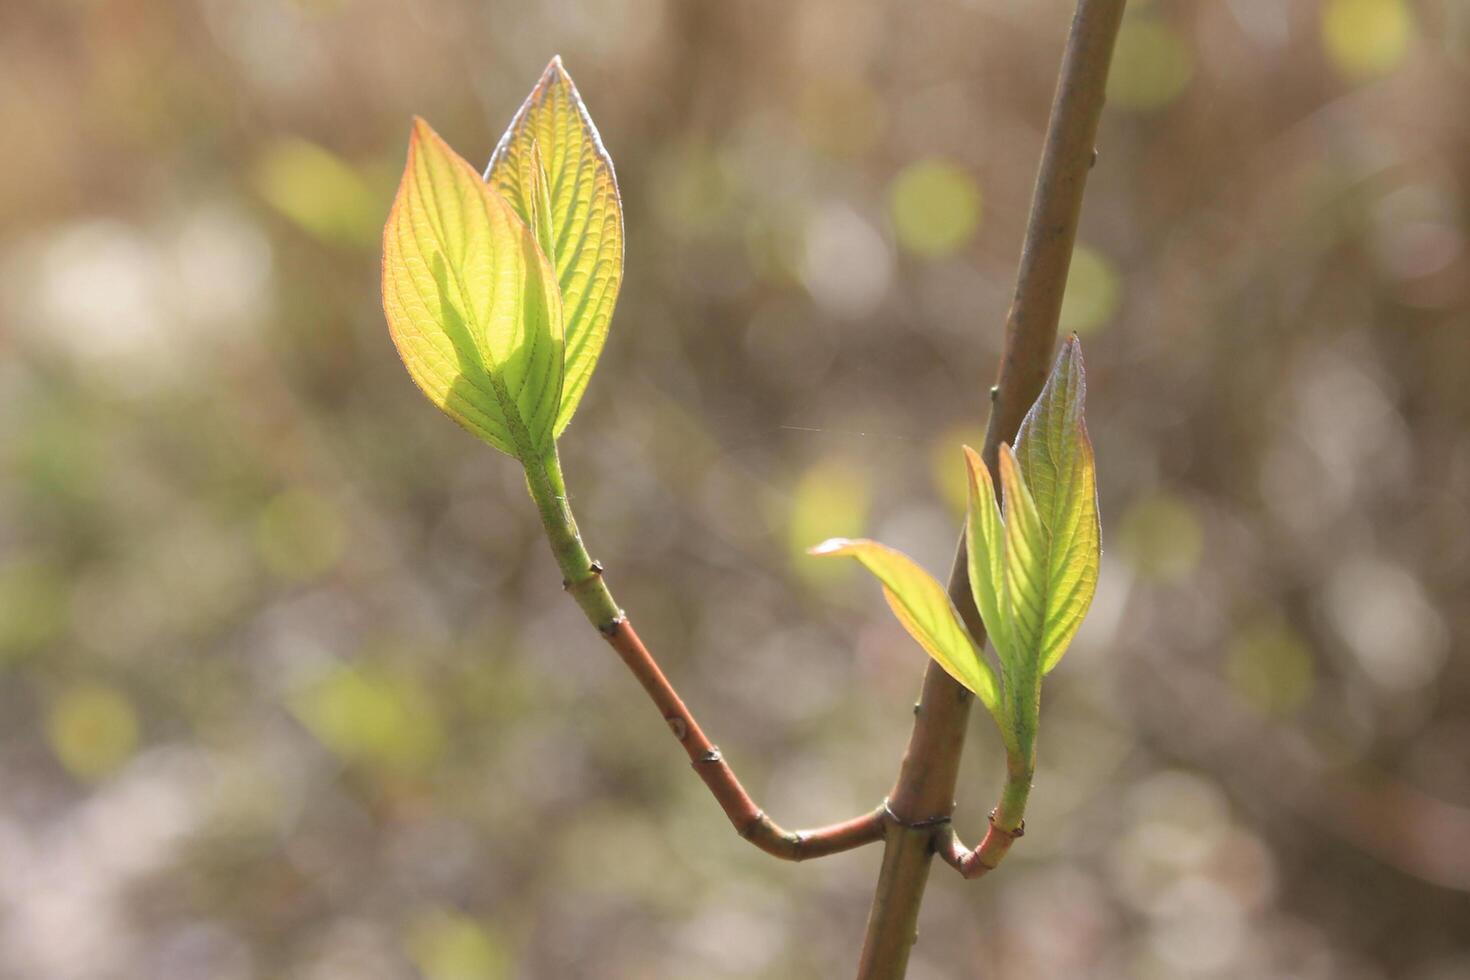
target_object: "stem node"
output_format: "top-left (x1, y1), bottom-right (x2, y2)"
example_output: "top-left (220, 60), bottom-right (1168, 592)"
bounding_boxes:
top-left (989, 809), bottom-right (1025, 838)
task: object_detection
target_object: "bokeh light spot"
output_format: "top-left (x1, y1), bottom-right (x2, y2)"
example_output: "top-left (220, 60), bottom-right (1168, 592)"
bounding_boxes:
top-left (1109, 19), bottom-right (1194, 111)
top-left (46, 684), bottom-right (140, 781)
top-left (1059, 244), bottom-right (1123, 336)
top-left (787, 455), bottom-right (870, 582)
top-left (801, 204), bottom-right (893, 318)
top-left (292, 664), bottom-right (442, 772)
top-left (1225, 619), bottom-right (1315, 717)
top-left (928, 424), bottom-right (987, 518)
top-left (405, 908), bottom-right (509, 980)
top-left (255, 489), bottom-right (346, 581)
top-left (888, 159), bottom-right (982, 258)
top-left (1325, 558), bottom-right (1447, 692)
top-left (1117, 492), bottom-right (1203, 582)
top-left (651, 141), bottom-right (736, 239)
top-left (1322, 0), bottom-right (1414, 79)
top-left (253, 138), bottom-right (379, 247)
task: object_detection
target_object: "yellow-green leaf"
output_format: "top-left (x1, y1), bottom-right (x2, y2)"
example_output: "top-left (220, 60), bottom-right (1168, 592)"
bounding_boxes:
top-left (809, 537), bottom-right (998, 711)
top-left (963, 445), bottom-right (1010, 662)
top-left (487, 56), bottom-right (623, 435)
top-left (991, 442), bottom-right (1048, 755)
top-left (383, 117), bottom-right (564, 459)
top-left (1013, 336), bottom-right (1100, 672)
top-left (998, 443), bottom-right (1047, 673)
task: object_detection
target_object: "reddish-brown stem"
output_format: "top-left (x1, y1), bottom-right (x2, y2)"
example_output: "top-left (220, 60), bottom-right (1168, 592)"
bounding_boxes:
top-left (529, 451), bottom-right (885, 861)
top-left (600, 617), bottom-right (887, 860)
top-left (935, 816), bottom-right (1026, 880)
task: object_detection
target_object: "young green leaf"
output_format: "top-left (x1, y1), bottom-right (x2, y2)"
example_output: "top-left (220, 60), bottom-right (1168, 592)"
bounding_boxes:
top-left (525, 140), bottom-right (557, 268)
top-left (486, 56), bottom-right (623, 436)
top-left (963, 445), bottom-right (1011, 662)
top-left (809, 538), bottom-right (999, 712)
top-left (382, 117), bottom-right (564, 460)
top-left (998, 442), bottom-right (1047, 673)
top-left (1013, 335), bottom-right (1100, 672)
top-left (955, 338), bottom-right (1101, 754)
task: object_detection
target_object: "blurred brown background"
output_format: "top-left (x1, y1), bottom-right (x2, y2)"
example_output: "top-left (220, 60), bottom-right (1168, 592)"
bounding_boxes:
top-left (2, 0), bottom-right (1469, 977)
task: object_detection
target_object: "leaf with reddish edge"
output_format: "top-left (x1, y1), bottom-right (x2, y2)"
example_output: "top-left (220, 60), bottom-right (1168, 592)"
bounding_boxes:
top-left (382, 117), bottom-right (564, 460)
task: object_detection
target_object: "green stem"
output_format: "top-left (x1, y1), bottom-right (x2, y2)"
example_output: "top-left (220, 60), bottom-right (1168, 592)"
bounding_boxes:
top-left (996, 751), bottom-right (1034, 831)
top-left (524, 448), bottom-right (621, 629)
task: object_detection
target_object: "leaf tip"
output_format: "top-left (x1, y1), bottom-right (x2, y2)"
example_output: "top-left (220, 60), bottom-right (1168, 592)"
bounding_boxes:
top-left (961, 443), bottom-right (990, 495)
top-left (961, 442), bottom-right (985, 475)
top-left (996, 441), bottom-right (1030, 508)
top-left (539, 53), bottom-right (575, 93)
top-left (406, 116), bottom-right (460, 171)
top-left (1058, 333), bottom-right (1086, 385)
top-left (808, 537), bottom-right (855, 557)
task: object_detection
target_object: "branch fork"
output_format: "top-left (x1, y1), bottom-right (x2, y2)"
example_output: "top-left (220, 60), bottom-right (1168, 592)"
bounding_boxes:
top-left (385, 31), bottom-right (1123, 978)
top-left (498, 0), bottom-right (1120, 970)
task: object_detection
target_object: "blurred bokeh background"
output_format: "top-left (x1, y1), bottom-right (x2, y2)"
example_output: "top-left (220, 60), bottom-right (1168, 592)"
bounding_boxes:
top-left (3, 0), bottom-right (1469, 977)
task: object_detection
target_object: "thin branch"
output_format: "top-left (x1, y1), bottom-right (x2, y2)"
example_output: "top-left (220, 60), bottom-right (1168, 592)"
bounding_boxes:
top-left (601, 617), bottom-right (888, 861)
top-left (856, 0), bottom-right (1127, 974)
top-left (530, 450), bottom-right (886, 862)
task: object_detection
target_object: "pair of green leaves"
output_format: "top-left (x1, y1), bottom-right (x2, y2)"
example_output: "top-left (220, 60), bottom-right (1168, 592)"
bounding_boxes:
top-left (381, 57), bottom-right (622, 461)
top-left (813, 338), bottom-right (1100, 754)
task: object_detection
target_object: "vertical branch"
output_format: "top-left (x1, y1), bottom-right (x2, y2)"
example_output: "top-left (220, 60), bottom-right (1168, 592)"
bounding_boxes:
top-left (855, 1), bottom-right (1127, 976)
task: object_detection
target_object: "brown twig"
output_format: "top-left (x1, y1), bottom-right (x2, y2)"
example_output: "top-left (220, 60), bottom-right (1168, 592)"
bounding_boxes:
top-left (855, 0), bottom-right (1127, 975)
top-left (528, 451), bottom-right (886, 860)
top-left (600, 617), bottom-right (887, 860)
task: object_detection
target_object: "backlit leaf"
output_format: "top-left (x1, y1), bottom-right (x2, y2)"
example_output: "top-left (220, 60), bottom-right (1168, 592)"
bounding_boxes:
top-left (487, 57), bottom-right (623, 435)
top-left (382, 117), bottom-right (564, 459)
top-left (1013, 336), bottom-right (1100, 672)
top-left (524, 140), bottom-right (557, 267)
top-left (809, 537), bottom-right (998, 711)
top-left (963, 445), bottom-right (1010, 662)
top-left (992, 443), bottom-right (1048, 753)
top-left (998, 443), bottom-right (1047, 672)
